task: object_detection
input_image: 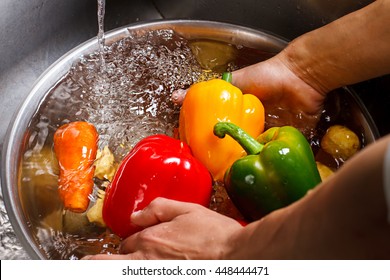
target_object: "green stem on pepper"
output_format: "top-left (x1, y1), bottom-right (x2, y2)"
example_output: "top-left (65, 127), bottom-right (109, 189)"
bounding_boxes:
top-left (213, 122), bottom-right (264, 155)
top-left (222, 72), bottom-right (232, 83)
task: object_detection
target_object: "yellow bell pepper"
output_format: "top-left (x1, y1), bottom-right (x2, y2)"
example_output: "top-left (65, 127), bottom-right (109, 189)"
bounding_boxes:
top-left (179, 75), bottom-right (265, 181)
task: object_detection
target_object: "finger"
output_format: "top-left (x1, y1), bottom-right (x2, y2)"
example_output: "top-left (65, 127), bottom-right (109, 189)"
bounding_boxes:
top-left (131, 197), bottom-right (197, 227)
top-left (232, 63), bottom-right (266, 94)
top-left (119, 231), bottom-right (140, 254)
top-left (171, 88), bottom-right (187, 105)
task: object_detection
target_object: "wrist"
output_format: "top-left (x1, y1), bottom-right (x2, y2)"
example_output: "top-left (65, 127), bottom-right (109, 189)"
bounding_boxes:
top-left (224, 208), bottom-right (299, 259)
top-left (281, 0), bottom-right (390, 94)
top-left (280, 36), bottom-right (336, 95)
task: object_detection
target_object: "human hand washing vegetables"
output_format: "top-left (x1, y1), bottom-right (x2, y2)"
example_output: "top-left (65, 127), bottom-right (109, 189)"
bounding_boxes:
top-left (102, 134), bottom-right (213, 238)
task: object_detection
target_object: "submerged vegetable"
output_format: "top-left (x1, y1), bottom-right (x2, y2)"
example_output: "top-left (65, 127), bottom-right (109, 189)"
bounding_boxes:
top-left (87, 188), bottom-right (107, 227)
top-left (53, 121), bottom-right (98, 213)
top-left (321, 125), bottom-right (360, 161)
top-left (94, 145), bottom-right (117, 181)
top-left (214, 122), bottom-right (321, 221)
top-left (179, 74), bottom-right (265, 181)
top-left (102, 134), bottom-right (213, 238)
top-left (316, 161), bottom-right (334, 181)
top-left (189, 40), bottom-right (237, 71)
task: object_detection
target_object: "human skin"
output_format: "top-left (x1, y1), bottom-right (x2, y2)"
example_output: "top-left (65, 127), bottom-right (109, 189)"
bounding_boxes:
top-left (83, 0), bottom-right (390, 260)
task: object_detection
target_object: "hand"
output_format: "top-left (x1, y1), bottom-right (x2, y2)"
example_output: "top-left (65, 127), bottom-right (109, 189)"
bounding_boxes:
top-left (83, 197), bottom-right (243, 260)
top-left (232, 53), bottom-right (326, 132)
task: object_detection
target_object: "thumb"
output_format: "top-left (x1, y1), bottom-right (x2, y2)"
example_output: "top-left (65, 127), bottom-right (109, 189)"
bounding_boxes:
top-left (131, 197), bottom-right (197, 227)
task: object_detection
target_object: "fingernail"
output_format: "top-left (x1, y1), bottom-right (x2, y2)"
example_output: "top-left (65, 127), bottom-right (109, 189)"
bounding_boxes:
top-left (131, 210), bottom-right (141, 220)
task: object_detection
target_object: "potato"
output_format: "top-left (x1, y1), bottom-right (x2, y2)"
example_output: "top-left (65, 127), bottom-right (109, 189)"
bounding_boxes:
top-left (316, 161), bottom-right (334, 181)
top-left (94, 145), bottom-right (117, 181)
top-left (320, 125), bottom-right (360, 161)
top-left (21, 147), bottom-right (61, 218)
top-left (86, 189), bottom-right (106, 227)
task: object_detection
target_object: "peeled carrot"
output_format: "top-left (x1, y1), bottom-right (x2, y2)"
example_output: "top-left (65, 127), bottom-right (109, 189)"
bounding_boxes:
top-left (53, 121), bottom-right (98, 213)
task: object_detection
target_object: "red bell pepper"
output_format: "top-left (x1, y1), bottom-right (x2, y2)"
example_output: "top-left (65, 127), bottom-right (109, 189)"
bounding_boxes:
top-left (102, 134), bottom-right (213, 238)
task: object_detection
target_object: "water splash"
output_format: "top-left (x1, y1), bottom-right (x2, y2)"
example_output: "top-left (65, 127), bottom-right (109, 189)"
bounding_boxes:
top-left (0, 193), bottom-right (29, 259)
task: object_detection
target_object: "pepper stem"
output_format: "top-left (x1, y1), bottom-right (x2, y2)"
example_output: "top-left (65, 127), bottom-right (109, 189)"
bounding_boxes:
top-left (213, 122), bottom-right (264, 155)
top-left (222, 72), bottom-right (232, 83)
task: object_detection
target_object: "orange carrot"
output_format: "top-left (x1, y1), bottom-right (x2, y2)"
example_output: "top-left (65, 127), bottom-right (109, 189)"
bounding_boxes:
top-left (53, 121), bottom-right (98, 213)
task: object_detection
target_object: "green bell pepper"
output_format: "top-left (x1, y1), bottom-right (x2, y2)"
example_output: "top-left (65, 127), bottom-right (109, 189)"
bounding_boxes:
top-left (213, 122), bottom-right (322, 221)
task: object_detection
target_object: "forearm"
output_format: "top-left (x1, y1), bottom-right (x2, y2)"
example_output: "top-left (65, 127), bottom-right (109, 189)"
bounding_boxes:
top-left (282, 0), bottom-right (390, 94)
top-left (228, 135), bottom-right (390, 259)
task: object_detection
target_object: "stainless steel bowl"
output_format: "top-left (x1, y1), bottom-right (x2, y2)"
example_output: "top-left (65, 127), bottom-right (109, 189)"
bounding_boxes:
top-left (1, 20), bottom-right (379, 259)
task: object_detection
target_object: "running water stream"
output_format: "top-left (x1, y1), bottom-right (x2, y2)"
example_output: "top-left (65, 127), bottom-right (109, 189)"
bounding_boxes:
top-left (97, 0), bottom-right (106, 70)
